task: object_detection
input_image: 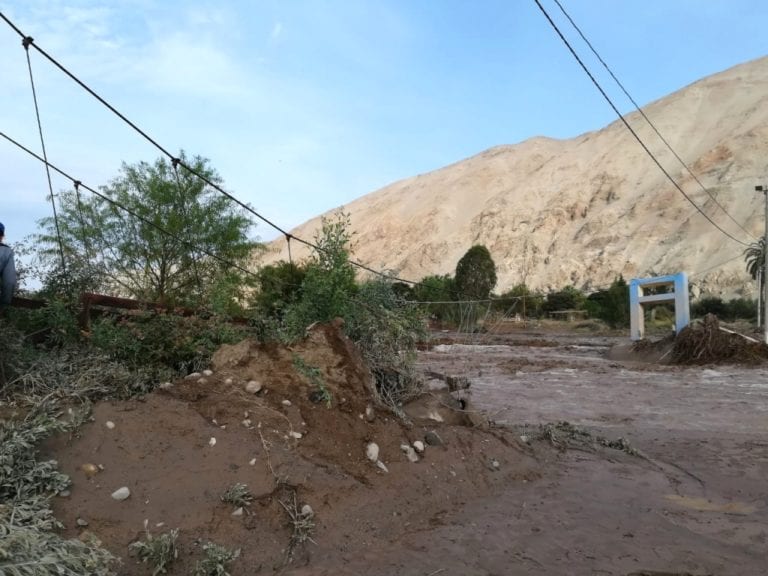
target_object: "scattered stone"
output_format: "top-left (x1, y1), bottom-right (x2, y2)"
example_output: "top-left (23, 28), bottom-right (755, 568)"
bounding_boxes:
top-left (224, 378), bottom-right (234, 385)
top-left (232, 507), bottom-right (244, 517)
top-left (364, 405), bottom-right (375, 422)
top-left (58, 490), bottom-right (71, 498)
top-left (376, 460), bottom-right (389, 473)
top-left (281, 399), bottom-right (292, 407)
top-left (412, 440), bottom-right (425, 453)
top-left (158, 382), bottom-right (173, 390)
top-left (245, 380), bottom-right (262, 394)
top-left (424, 431), bottom-right (443, 446)
top-left (365, 442), bottom-right (380, 462)
top-left (185, 372), bottom-right (202, 380)
top-left (249, 458), bottom-right (257, 466)
top-left (519, 434), bottom-right (529, 444)
top-left (111, 487), bottom-right (130, 501)
top-left (203, 369), bottom-right (213, 377)
top-left (76, 517), bottom-right (89, 527)
top-left (242, 419), bottom-right (252, 428)
top-left (80, 463), bottom-right (99, 477)
top-left (490, 459), bottom-right (500, 470)
top-left (208, 437), bottom-right (217, 447)
top-left (289, 431), bottom-right (303, 439)
top-left (427, 410), bottom-right (444, 423)
top-left (400, 444), bottom-right (420, 463)
top-left (198, 378), bottom-right (208, 385)
top-left (300, 504), bottom-right (314, 517)
top-left (105, 421), bottom-right (115, 430)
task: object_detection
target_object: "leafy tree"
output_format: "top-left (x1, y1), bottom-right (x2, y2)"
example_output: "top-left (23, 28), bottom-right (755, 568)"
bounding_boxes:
top-left (496, 283), bottom-right (545, 318)
top-left (37, 152), bottom-right (259, 306)
top-left (454, 245), bottom-right (497, 300)
top-left (284, 211), bottom-right (357, 333)
top-left (412, 274), bottom-right (457, 322)
top-left (585, 276), bottom-right (629, 327)
top-left (254, 261), bottom-right (306, 318)
top-left (543, 285), bottom-right (586, 313)
top-left (744, 238), bottom-right (765, 280)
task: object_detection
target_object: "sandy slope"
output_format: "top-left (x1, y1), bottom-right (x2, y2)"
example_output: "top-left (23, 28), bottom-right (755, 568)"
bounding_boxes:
top-left (263, 56), bottom-right (768, 297)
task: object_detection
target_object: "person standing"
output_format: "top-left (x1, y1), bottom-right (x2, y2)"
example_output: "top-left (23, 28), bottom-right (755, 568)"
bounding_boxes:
top-left (0, 222), bottom-right (17, 310)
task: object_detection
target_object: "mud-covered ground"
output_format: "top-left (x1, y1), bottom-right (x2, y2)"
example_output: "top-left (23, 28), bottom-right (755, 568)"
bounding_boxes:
top-left (44, 323), bottom-right (767, 576)
top-left (417, 325), bottom-right (768, 576)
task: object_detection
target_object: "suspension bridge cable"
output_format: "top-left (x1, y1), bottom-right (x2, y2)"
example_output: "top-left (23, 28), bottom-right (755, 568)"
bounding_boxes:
top-left (21, 35), bottom-right (67, 273)
top-left (0, 129), bottom-right (259, 280)
top-left (551, 0), bottom-right (756, 242)
top-left (532, 0), bottom-right (750, 248)
top-left (0, 12), bottom-right (420, 286)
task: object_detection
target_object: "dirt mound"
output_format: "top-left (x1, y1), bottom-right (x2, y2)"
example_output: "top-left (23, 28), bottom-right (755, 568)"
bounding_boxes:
top-left (672, 315), bottom-right (768, 365)
top-left (44, 322), bottom-right (538, 575)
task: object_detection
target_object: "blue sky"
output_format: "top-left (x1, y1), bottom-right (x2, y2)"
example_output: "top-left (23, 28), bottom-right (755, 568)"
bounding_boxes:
top-left (1, 0), bottom-right (767, 246)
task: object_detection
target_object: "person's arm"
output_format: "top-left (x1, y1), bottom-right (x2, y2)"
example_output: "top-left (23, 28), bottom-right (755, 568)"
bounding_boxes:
top-left (0, 249), bottom-right (16, 305)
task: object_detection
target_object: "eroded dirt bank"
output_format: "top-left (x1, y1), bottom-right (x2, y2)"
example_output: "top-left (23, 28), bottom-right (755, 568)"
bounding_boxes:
top-left (44, 323), bottom-right (768, 575)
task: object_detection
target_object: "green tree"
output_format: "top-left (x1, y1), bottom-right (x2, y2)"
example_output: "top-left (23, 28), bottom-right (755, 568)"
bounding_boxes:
top-left (496, 283), bottom-right (545, 318)
top-left (412, 274), bottom-right (458, 322)
top-left (454, 245), bottom-right (497, 300)
top-left (744, 238), bottom-right (765, 280)
top-left (585, 276), bottom-right (629, 327)
top-left (253, 261), bottom-right (306, 318)
top-left (284, 210), bottom-right (357, 333)
top-left (37, 152), bottom-right (259, 306)
top-left (543, 285), bottom-right (586, 313)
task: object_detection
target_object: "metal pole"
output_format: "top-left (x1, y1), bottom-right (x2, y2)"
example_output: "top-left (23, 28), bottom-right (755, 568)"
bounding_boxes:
top-left (763, 187), bottom-right (768, 343)
top-left (758, 268), bottom-right (762, 329)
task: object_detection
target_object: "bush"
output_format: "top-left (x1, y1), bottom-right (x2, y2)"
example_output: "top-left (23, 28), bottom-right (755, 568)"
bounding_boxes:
top-left (585, 276), bottom-right (629, 328)
top-left (494, 284), bottom-right (545, 318)
top-left (543, 285), bottom-right (586, 313)
top-left (411, 274), bottom-right (459, 323)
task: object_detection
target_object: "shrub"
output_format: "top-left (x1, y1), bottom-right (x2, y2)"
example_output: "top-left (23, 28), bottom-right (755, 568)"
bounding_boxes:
top-left (543, 285), bottom-right (586, 313)
top-left (129, 528), bottom-right (179, 575)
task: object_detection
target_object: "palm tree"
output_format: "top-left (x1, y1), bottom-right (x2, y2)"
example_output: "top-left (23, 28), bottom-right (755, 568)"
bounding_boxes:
top-left (744, 238), bottom-right (765, 280)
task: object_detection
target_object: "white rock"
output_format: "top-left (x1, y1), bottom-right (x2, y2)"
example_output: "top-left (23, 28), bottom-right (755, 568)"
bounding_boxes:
top-left (249, 458), bottom-right (257, 466)
top-left (242, 419), bottom-right (252, 428)
top-left (376, 460), bottom-right (389, 473)
top-left (203, 369), bottom-right (213, 376)
top-left (281, 399), bottom-right (292, 407)
top-left (245, 380), bottom-right (262, 394)
top-left (105, 421), bottom-right (115, 430)
top-left (289, 431), bottom-right (303, 439)
top-left (225, 378), bottom-right (234, 385)
top-left (186, 372), bottom-right (202, 380)
top-left (400, 444), bottom-right (420, 463)
top-left (365, 442), bottom-right (380, 462)
top-left (427, 410), bottom-right (444, 422)
top-left (519, 434), bottom-right (529, 444)
top-left (159, 382), bottom-right (172, 390)
top-left (198, 378), bottom-right (208, 385)
top-left (300, 504), bottom-right (314, 517)
top-left (208, 437), bottom-right (217, 447)
top-left (231, 507), bottom-right (244, 517)
top-left (111, 487), bottom-right (130, 501)
top-left (412, 440), bottom-right (425, 453)
top-left (491, 459), bottom-right (500, 470)
top-left (364, 405), bottom-right (375, 422)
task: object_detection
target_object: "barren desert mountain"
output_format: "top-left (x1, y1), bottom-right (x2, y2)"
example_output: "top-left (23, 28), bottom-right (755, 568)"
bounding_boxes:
top-left (264, 57), bottom-right (768, 298)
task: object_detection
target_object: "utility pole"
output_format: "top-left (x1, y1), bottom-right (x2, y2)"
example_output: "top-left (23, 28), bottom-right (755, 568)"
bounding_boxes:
top-left (758, 269), bottom-right (762, 330)
top-left (756, 185), bottom-right (768, 344)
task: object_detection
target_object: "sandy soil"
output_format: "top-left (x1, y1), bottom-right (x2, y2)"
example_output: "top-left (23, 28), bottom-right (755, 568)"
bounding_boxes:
top-left (44, 323), bottom-right (768, 575)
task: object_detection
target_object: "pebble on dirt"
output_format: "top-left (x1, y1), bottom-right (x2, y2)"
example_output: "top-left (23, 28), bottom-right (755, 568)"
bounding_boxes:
top-left (282, 399), bottom-right (292, 407)
top-left (400, 444), bottom-right (420, 463)
top-left (413, 440), bottom-right (425, 453)
top-left (105, 421), bottom-right (115, 430)
top-left (424, 431), bottom-right (443, 446)
top-left (366, 442), bottom-right (380, 462)
top-left (245, 380), bottom-right (262, 394)
top-left (364, 405), bottom-right (375, 422)
top-left (186, 372), bottom-right (202, 380)
top-left (301, 504), bottom-right (314, 517)
top-left (376, 460), bottom-right (389, 473)
top-left (76, 517), bottom-right (89, 527)
top-left (203, 369), bottom-right (213, 376)
top-left (232, 507), bottom-right (244, 517)
top-left (289, 431), bottom-right (303, 439)
top-left (111, 487), bottom-right (130, 501)
top-left (208, 437), bottom-right (217, 447)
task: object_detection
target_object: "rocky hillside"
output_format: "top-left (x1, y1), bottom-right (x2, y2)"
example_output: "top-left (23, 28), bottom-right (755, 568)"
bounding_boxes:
top-left (263, 57), bottom-right (768, 298)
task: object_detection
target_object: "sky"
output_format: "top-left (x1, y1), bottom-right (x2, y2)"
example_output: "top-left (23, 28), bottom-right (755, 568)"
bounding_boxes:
top-left (1, 0), bottom-right (767, 248)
